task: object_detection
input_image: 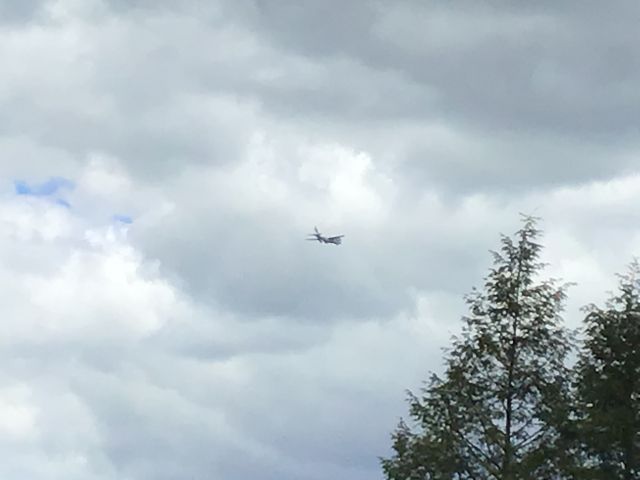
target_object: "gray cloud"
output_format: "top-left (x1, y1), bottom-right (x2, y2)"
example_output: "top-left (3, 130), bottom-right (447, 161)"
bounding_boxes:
top-left (4, 0), bottom-right (639, 189)
top-left (2, 1), bottom-right (640, 480)
top-left (235, 1), bottom-right (640, 133)
top-left (0, 0), bottom-right (46, 24)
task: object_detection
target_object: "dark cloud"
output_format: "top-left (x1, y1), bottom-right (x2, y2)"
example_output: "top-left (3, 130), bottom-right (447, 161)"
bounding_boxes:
top-left (233, 0), bottom-right (640, 134)
top-left (209, 0), bottom-right (640, 192)
top-left (4, 0), bottom-right (638, 190)
top-left (402, 129), bottom-right (639, 195)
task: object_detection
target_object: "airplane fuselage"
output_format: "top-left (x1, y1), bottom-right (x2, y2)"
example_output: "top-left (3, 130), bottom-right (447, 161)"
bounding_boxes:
top-left (308, 231), bottom-right (343, 245)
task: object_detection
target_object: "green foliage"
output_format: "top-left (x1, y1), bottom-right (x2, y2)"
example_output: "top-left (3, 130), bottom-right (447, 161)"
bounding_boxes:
top-left (574, 260), bottom-right (640, 479)
top-left (382, 216), bottom-right (574, 479)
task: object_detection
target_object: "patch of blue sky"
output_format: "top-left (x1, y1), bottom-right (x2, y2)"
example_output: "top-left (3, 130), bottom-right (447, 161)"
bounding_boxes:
top-left (14, 177), bottom-right (75, 197)
top-left (112, 214), bottom-right (133, 224)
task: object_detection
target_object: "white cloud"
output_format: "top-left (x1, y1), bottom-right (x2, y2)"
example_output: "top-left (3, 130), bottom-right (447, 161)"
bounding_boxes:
top-left (0, 194), bottom-right (188, 347)
top-left (0, 196), bottom-right (74, 241)
top-left (0, 384), bottom-right (39, 441)
top-left (78, 154), bottom-right (131, 198)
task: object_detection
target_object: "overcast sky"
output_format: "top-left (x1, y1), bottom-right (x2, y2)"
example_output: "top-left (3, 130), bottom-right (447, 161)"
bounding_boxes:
top-left (1, 1), bottom-right (640, 479)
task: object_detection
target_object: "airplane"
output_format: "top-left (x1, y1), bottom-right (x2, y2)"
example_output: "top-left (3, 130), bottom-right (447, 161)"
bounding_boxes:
top-left (307, 226), bottom-right (344, 245)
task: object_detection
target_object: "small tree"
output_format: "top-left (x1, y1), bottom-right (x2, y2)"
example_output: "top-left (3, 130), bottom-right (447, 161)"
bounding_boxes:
top-left (574, 261), bottom-right (640, 480)
top-left (382, 216), bottom-right (573, 479)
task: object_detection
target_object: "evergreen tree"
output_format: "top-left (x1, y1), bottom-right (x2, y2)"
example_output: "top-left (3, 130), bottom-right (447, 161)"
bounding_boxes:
top-left (574, 260), bottom-right (640, 479)
top-left (382, 216), bottom-right (573, 479)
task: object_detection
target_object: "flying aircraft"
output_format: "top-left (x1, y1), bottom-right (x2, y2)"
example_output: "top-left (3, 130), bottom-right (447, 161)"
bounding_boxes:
top-left (307, 226), bottom-right (344, 245)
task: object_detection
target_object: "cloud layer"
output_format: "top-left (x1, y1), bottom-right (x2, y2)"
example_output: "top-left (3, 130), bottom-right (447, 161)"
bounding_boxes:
top-left (1, 1), bottom-right (640, 479)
